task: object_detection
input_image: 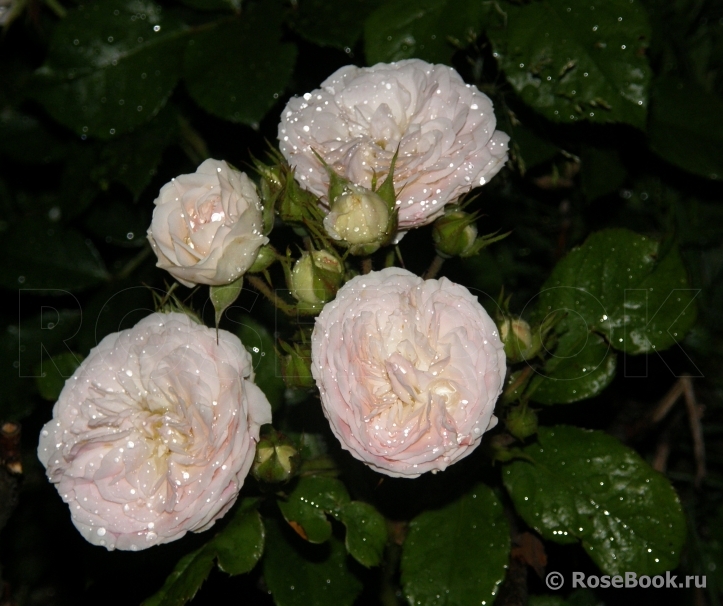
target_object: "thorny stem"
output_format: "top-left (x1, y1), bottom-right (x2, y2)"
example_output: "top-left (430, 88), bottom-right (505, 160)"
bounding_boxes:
top-left (422, 254), bottom-right (445, 280)
top-left (246, 275), bottom-right (296, 316)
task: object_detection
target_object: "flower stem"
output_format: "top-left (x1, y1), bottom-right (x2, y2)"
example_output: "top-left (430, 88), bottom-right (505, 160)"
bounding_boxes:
top-left (361, 257), bottom-right (372, 274)
top-left (422, 254), bottom-right (445, 280)
top-left (246, 274), bottom-right (296, 316)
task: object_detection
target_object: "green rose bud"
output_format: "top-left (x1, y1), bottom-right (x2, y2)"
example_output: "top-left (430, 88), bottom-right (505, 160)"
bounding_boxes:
top-left (252, 430), bottom-right (300, 484)
top-left (505, 404), bottom-right (538, 440)
top-left (499, 317), bottom-right (541, 362)
top-left (290, 250), bottom-right (343, 304)
top-left (432, 209), bottom-right (478, 257)
top-left (280, 341), bottom-right (315, 389)
top-left (323, 186), bottom-right (390, 251)
top-left (247, 245), bottom-right (276, 273)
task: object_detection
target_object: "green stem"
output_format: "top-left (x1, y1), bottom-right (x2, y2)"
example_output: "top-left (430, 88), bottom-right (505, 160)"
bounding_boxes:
top-left (115, 246), bottom-right (152, 281)
top-left (246, 274), bottom-right (296, 316)
top-left (422, 254), bottom-right (445, 280)
top-left (44, 0), bottom-right (67, 18)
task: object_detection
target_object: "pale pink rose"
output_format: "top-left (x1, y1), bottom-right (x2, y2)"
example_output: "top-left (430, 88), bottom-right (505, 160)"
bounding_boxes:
top-left (37, 312), bottom-right (272, 551)
top-left (311, 267), bottom-right (506, 478)
top-left (278, 59), bottom-right (509, 231)
top-left (148, 159), bottom-right (268, 287)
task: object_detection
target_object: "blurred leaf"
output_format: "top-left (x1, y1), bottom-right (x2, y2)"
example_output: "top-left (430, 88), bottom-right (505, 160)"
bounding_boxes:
top-left (235, 315), bottom-right (285, 411)
top-left (504, 426), bottom-right (686, 576)
top-left (364, 0), bottom-right (489, 65)
top-left (177, 0), bottom-right (239, 10)
top-left (339, 501), bottom-right (387, 568)
top-left (580, 146), bottom-right (627, 201)
top-left (142, 547), bottom-right (215, 606)
top-left (0, 219), bottom-right (109, 291)
top-left (58, 143), bottom-right (102, 220)
top-left (184, 1), bottom-right (296, 126)
top-left (0, 109), bottom-right (69, 164)
top-left (264, 518), bottom-right (363, 606)
top-left (84, 199), bottom-right (150, 247)
top-left (401, 484), bottom-right (510, 606)
top-left (648, 77), bottom-right (723, 181)
top-left (31, 0), bottom-right (187, 139)
top-left (488, 0), bottom-right (651, 128)
top-left (34, 351), bottom-right (83, 401)
top-left (277, 476), bottom-right (351, 543)
top-left (92, 107), bottom-right (178, 199)
top-left (144, 499), bottom-right (264, 606)
top-left (530, 330), bottom-right (617, 405)
top-left (509, 122), bottom-right (560, 171)
top-left (292, 0), bottom-right (383, 50)
top-left (536, 228), bottom-right (697, 355)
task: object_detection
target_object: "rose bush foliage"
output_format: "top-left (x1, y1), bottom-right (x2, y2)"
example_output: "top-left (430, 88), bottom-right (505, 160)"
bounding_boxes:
top-left (0, 0), bottom-right (714, 604)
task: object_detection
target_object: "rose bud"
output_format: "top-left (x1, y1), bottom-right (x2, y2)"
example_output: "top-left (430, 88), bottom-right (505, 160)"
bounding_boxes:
top-left (500, 317), bottom-right (541, 362)
top-left (504, 404), bottom-right (538, 440)
top-left (280, 341), bottom-right (315, 390)
top-left (247, 244), bottom-right (276, 273)
top-left (252, 430), bottom-right (300, 484)
top-left (323, 186), bottom-right (390, 253)
top-left (432, 209), bottom-right (478, 257)
top-left (290, 250), bottom-right (343, 305)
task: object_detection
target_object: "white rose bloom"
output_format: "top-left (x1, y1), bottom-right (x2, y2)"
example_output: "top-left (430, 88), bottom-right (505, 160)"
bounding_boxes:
top-left (311, 267), bottom-right (506, 478)
top-left (278, 59), bottom-right (509, 231)
top-left (148, 159), bottom-right (269, 287)
top-left (37, 312), bottom-right (272, 551)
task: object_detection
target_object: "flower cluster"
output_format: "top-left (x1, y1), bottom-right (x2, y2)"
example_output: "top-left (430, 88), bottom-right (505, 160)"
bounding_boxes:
top-left (41, 59), bottom-right (508, 550)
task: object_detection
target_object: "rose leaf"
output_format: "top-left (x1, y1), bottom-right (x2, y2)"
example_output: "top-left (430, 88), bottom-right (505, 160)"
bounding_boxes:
top-left (534, 228), bottom-right (697, 355)
top-left (263, 518), bottom-right (363, 606)
top-left (30, 0), bottom-right (187, 139)
top-left (338, 501), bottom-right (387, 568)
top-left (401, 484), bottom-right (510, 606)
top-left (183, 0), bottom-right (296, 126)
top-left (503, 426), bottom-right (686, 576)
top-left (487, 0), bottom-right (652, 128)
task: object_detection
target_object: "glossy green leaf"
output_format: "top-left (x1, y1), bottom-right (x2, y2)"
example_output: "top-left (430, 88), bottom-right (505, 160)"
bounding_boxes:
top-left (184, 2), bottom-right (296, 126)
top-left (31, 0), bottom-right (187, 139)
top-left (530, 330), bottom-right (616, 405)
top-left (144, 499), bottom-right (264, 606)
top-left (401, 484), bottom-right (510, 606)
top-left (488, 0), bottom-right (651, 128)
top-left (648, 77), bottom-right (723, 181)
top-left (142, 547), bottom-right (215, 606)
top-left (264, 518), bottom-right (363, 606)
top-left (35, 352), bottom-right (84, 401)
top-left (364, 0), bottom-right (489, 65)
top-left (278, 476), bottom-right (351, 543)
top-left (292, 0), bottom-right (383, 50)
top-left (339, 501), bottom-right (387, 568)
top-left (536, 228), bottom-right (697, 354)
top-left (235, 315), bottom-right (285, 410)
top-left (0, 220), bottom-right (109, 291)
top-left (92, 107), bottom-right (179, 199)
top-left (212, 500), bottom-right (265, 575)
top-left (503, 426), bottom-right (686, 576)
